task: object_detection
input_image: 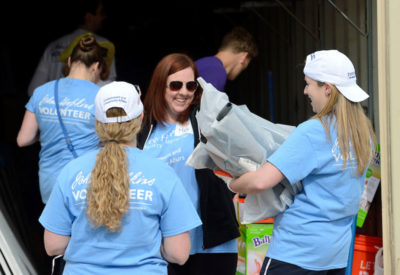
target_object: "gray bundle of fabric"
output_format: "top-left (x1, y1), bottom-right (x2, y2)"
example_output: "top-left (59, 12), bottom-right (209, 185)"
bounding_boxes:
top-left (186, 77), bottom-right (303, 223)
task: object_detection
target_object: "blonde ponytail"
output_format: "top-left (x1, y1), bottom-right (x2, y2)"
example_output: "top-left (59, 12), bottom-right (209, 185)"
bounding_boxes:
top-left (86, 108), bottom-right (141, 231)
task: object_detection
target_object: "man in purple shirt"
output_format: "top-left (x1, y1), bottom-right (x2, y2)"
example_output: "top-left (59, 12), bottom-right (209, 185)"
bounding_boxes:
top-left (195, 27), bottom-right (258, 92)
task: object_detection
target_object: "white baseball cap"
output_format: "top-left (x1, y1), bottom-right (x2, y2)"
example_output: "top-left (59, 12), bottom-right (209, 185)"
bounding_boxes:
top-left (95, 81), bottom-right (143, 123)
top-left (303, 50), bottom-right (369, 102)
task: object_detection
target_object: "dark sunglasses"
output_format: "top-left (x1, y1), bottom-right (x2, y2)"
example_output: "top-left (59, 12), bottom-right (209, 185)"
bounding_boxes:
top-left (167, 81), bottom-right (198, 92)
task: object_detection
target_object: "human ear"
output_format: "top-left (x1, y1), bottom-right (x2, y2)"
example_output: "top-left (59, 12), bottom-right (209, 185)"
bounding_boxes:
top-left (325, 83), bottom-right (333, 96)
top-left (91, 62), bottom-right (100, 73)
top-left (239, 52), bottom-right (249, 63)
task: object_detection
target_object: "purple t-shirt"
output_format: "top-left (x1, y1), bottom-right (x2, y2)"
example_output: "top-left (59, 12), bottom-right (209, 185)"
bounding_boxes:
top-left (195, 56), bottom-right (227, 92)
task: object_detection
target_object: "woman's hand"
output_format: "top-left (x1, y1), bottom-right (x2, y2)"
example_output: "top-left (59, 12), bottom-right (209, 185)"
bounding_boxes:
top-left (214, 170), bottom-right (235, 192)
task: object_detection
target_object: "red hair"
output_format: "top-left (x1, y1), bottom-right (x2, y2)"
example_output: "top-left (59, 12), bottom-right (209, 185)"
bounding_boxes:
top-left (143, 53), bottom-right (202, 126)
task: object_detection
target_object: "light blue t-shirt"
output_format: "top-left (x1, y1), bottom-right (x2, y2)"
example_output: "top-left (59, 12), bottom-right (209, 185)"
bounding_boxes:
top-left (266, 118), bottom-right (366, 270)
top-left (26, 77), bottom-right (100, 203)
top-left (39, 147), bottom-right (202, 275)
top-left (143, 121), bottom-right (237, 254)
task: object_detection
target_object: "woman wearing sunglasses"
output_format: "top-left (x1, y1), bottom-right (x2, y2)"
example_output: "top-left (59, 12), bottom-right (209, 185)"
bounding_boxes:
top-left (137, 53), bottom-right (240, 275)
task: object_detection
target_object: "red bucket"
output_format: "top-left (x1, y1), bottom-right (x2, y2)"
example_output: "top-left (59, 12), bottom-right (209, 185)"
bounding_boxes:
top-left (352, 234), bottom-right (382, 275)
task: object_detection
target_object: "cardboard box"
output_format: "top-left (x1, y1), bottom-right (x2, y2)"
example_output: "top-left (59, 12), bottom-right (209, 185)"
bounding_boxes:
top-left (236, 222), bottom-right (274, 275)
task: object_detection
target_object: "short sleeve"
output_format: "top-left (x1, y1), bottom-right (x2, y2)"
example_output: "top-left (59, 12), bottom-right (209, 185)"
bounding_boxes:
top-left (160, 179), bottom-right (202, 237)
top-left (195, 58), bottom-right (226, 91)
top-left (39, 179), bottom-right (74, 236)
top-left (25, 93), bottom-right (37, 113)
top-left (268, 121), bottom-right (319, 184)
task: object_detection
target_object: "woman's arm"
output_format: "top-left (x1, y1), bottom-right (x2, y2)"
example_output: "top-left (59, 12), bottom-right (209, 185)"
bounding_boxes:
top-left (229, 162), bottom-right (285, 194)
top-left (161, 231), bottom-right (191, 265)
top-left (16, 110), bottom-right (39, 147)
top-left (43, 229), bottom-right (70, 256)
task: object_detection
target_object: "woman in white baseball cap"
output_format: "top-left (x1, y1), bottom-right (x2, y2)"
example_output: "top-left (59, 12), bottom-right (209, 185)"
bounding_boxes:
top-left (38, 81), bottom-right (201, 274)
top-left (226, 50), bottom-right (377, 274)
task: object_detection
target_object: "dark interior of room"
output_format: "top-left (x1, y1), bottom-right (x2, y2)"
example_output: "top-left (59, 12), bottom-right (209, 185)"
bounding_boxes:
top-left (1, 1), bottom-right (258, 273)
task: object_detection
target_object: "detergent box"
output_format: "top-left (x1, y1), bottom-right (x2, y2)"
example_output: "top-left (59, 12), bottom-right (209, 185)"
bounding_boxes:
top-left (236, 221), bottom-right (273, 275)
top-left (357, 144), bottom-right (381, 228)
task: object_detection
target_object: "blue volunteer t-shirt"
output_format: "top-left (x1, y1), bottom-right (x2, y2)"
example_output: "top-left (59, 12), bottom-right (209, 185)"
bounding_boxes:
top-left (143, 121), bottom-right (237, 254)
top-left (26, 77), bottom-right (100, 203)
top-left (39, 147), bottom-right (202, 275)
top-left (266, 118), bottom-right (366, 270)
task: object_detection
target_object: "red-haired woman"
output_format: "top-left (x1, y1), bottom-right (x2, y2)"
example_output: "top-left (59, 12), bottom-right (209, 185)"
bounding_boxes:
top-left (137, 53), bottom-right (239, 275)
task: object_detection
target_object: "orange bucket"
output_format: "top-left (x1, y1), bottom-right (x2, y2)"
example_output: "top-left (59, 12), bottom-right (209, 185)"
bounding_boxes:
top-left (352, 234), bottom-right (382, 275)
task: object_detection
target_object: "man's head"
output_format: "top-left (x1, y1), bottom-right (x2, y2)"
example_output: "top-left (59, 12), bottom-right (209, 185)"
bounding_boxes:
top-left (76, 0), bottom-right (107, 33)
top-left (219, 27), bottom-right (258, 59)
top-left (217, 27), bottom-right (258, 80)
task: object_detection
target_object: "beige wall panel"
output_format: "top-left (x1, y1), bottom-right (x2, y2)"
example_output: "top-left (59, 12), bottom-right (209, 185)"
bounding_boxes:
top-left (378, 0), bottom-right (400, 273)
